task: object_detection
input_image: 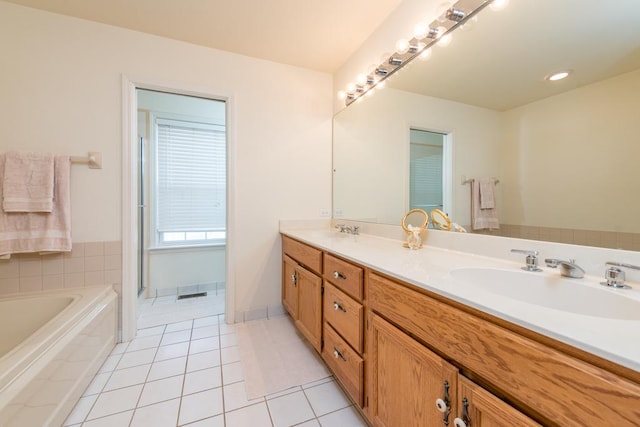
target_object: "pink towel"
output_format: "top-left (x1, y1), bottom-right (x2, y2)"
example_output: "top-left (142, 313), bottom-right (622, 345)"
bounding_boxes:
top-left (479, 177), bottom-right (496, 209)
top-left (2, 151), bottom-right (55, 212)
top-left (471, 178), bottom-right (499, 230)
top-left (0, 155), bottom-right (72, 256)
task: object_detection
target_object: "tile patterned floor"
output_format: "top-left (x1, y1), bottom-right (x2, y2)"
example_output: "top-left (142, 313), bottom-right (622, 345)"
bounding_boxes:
top-left (64, 295), bottom-right (368, 426)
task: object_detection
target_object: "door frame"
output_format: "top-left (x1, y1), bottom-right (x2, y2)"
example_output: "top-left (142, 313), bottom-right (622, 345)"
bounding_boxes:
top-left (121, 75), bottom-right (235, 341)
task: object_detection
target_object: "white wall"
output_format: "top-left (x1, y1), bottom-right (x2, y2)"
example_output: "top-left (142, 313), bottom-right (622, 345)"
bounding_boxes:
top-left (500, 69), bottom-right (640, 232)
top-left (333, 87), bottom-right (502, 225)
top-left (0, 2), bottom-right (333, 319)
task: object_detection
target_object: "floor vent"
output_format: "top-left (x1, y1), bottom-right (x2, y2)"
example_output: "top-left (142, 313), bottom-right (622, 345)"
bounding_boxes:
top-left (177, 292), bottom-right (208, 300)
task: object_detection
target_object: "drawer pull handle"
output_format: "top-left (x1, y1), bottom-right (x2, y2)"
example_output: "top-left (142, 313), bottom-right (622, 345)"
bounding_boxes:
top-left (333, 301), bottom-right (346, 312)
top-left (333, 271), bottom-right (346, 280)
top-left (291, 273), bottom-right (297, 286)
top-left (436, 380), bottom-right (452, 425)
top-left (333, 347), bottom-right (347, 361)
top-left (453, 397), bottom-right (471, 427)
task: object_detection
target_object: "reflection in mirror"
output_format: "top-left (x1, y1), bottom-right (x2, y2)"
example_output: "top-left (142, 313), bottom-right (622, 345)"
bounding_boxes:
top-left (401, 208), bottom-right (428, 250)
top-left (333, 0), bottom-right (640, 250)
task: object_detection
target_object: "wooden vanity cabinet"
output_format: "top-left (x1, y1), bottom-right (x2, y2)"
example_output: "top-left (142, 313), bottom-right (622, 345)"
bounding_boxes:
top-left (368, 271), bottom-right (640, 427)
top-left (321, 252), bottom-right (365, 407)
top-left (282, 236), bottom-right (323, 352)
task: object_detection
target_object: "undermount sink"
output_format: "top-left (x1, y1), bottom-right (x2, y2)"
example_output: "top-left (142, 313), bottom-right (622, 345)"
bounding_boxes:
top-left (448, 267), bottom-right (640, 320)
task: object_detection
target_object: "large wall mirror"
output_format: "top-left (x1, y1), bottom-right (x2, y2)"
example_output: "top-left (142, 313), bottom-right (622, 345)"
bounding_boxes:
top-left (333, 0), bottom-right (640, 250)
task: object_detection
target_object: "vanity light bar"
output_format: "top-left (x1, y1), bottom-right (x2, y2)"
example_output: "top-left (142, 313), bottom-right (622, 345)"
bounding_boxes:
top-left (343, 0), bottom-right (493, 106)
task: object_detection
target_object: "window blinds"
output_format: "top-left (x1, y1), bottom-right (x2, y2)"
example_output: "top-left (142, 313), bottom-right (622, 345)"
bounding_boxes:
top-left (156, 119), bottom-right (226, 235)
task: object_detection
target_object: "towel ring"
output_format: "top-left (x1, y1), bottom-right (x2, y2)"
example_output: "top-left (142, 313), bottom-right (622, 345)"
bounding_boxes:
top-left (430, 209), bottom-right (453, 231)
top-left (401, 209), bottom-right (429, 233)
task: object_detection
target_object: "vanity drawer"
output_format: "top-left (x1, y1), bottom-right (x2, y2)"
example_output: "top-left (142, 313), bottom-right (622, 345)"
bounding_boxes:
top-left (322, 322), bottom-right (364, 407)
top-left (323, 253), bottom-right (363, 301)
top-left (368, 272), bottom-right (640, 427)
top-left (282, 235), bottom-right (322, 275)
top-left (323, 282), bottom-right (363, 353)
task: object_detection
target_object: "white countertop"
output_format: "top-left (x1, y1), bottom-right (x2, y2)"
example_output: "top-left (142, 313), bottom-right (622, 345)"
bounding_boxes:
top-left (280, 226), bottom-right (640, 373)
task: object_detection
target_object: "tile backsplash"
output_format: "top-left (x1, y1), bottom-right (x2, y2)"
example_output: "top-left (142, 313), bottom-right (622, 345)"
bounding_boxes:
top-left (0, 241), bottom-right (122, 296)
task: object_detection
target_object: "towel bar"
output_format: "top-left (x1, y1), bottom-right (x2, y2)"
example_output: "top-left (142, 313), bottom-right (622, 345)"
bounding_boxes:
top-left (70, 152), bottom-right (102, 169)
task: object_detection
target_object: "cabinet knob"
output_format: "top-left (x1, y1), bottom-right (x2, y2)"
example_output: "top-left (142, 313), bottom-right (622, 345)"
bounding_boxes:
top-left (333, 301), bottom-right (346, 312)
top-left (453, 418), bottom-right (467, 427)
top-left (435, 398), bottom-right (447, 412)
top-left (333, 346), bottom-right (346, 361)
top-left (333, 271), bottom-right (346, 280)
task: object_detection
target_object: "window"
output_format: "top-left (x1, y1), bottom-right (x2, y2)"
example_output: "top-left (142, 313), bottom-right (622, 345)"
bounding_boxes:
top-left (154, 118), bottom-right (226, 246)
top-left (409, 129), bottom-right (444, 211)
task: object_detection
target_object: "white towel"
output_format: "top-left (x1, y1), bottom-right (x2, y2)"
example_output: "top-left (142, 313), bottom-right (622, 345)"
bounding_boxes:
top-left (0, 155), bottom-right (72, 256)
top-left (2, 151), bottom-right (55, 212)
top-left (479, 177), bottom-right (496, 209)
top-left (471, 178), bottom-right (499, 230)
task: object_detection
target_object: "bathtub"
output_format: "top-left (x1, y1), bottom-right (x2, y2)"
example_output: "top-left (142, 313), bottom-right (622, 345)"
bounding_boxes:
top-left (0, 285), bottom-right (117, 426)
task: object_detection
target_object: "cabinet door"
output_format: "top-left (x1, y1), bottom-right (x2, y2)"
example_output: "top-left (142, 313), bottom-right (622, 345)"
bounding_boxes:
top-left (296, 265), bottom-right (323, 353)
top-left (455, 376), bottom-right (541, 427)
top-left (282, 255), bottom-right (298, 318)
top-left (368, 313), bottom-right (458, 427)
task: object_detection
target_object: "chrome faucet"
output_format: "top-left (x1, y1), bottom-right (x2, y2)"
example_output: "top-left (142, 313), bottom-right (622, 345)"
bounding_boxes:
top-left (544, 258), bottom-right (585, 279)
top-left (510, 249), bottom-right (541, 272)
top-left (601, 262), bottom-right (640, 289)
top-left (335, 224), bottom-right (359, 235)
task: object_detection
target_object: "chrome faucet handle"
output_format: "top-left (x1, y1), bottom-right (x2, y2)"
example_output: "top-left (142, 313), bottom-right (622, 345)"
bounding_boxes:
top-left (510, 249), bottom-right (541, 272)
top-left (335, 224), bottom-right (346, 232)
top-left (601, 262), bottom-right (640, 289)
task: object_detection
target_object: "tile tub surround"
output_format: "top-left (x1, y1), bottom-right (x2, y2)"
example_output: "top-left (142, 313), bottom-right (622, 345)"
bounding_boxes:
top-left (279, 223), bottom-right (640, 373)
top-left (0, 241), bottom-right (122, 296)
top-left (64, 313), bottom-right (368, 427)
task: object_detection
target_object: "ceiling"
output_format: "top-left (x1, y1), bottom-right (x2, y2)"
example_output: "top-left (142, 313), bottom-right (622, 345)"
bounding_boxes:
top-left (1, 0), bottom-right (403, 73)
top-left (387, 0), bottom-right (640, 111)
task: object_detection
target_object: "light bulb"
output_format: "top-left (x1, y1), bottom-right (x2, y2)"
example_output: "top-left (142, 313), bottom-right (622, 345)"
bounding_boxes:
top-left (395, 38), bottom-right (410, 54)
top-left (436, 1), bottom-right (455, 22)
top-left (489, 0), bottom-right (509, 11)
top-left (346, 83), bottom-right (356, 94)
top-left (337, 91), bottom-right (346, 100)
top-left (356, 74), bottom-right (367, 85)
top-left (419, 48), bottom-right (432, 60)
top-left (437, 27), bottom-right (452, 46)
top-left (546, 70), bottom-right (571, 81)
top-left (414, 23), bottom-right (428, 40)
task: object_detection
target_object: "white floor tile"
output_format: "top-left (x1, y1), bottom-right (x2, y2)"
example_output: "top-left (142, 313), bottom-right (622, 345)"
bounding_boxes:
top-left (161, 329), bottom-right (192, 346)
top-left (110, 342), bottom-right (129, 355)
top-left (63, 394), bottom-right (98, 425)
top-left (267, 390), bottom-right (315, 427)
top-left (219, 333), bottom-right (238, 348)
top-left (220, 345), bottom-right (240, 364)
top-left (139, 375), bottom-right (184, 407)
top-left (304, 380), bottom-right (351, 417)
top-left (193, 315), bottom-right (219, 328)
top-left (103, 364), bottom-right (150, 391)
top-left (318, 406), bottom-right (367, 427)
top-left (178, 387), bottom-right (224, 425)
top-left (127, 334), bottom-right (162, 352)
top-left (147, 356), bottom-right (187, 381)
top-left (224, 402), bottom-right (273, 427)
top-left (97, 354), bottom-right (121, 373)
top-left (180, 414), bottom-right (224, 426)
top-left (116, 348), bottom-right (156, 370)
top-left (221, 361), bottom-right (244, 385)
top-left (165, 319), bottom-right (193, 333)
top-left (183, 366), bottom-right (222, 395)
top-left (187, 349), bottom-right (221, 372)
top-left (82, 410), bottom-right (133, 427)
top-left (297, 420), bottom-right (321, 427)
top-left (135, 325), bottom-right (165, 338)
top-left (87, 384), bottom-right (143, 420)
top-left (82, 372), bottom-right (111, 396)
top-left (191, 324), bottom-right (219, 340)
top-left (301, 376), bottom-right (334, 390)
top-left (265, 385), bottom-right (302, 400)
top-left (218, 322), bottom-right (237, 335)
top-left (189, 336), bottom-right (219, 354)
top-left (223, 381), bottom-right (264, 412)
top-left (130, 398), bottom-right (180, 427)
top-left (155, 342), bottom-right (190, 361)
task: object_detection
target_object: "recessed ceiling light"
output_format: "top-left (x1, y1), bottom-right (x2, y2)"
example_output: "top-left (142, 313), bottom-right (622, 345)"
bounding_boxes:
top-left (546, 70), bottom-right (571, 81)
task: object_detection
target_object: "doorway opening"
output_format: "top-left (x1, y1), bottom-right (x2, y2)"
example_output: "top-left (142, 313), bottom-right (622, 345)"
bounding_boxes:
top-left (135, 89), bottom-right (227, 329)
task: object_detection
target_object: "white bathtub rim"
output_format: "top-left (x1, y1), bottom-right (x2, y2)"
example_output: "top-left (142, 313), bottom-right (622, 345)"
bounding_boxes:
top-left (0, 285), bottom-right (116, 393)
